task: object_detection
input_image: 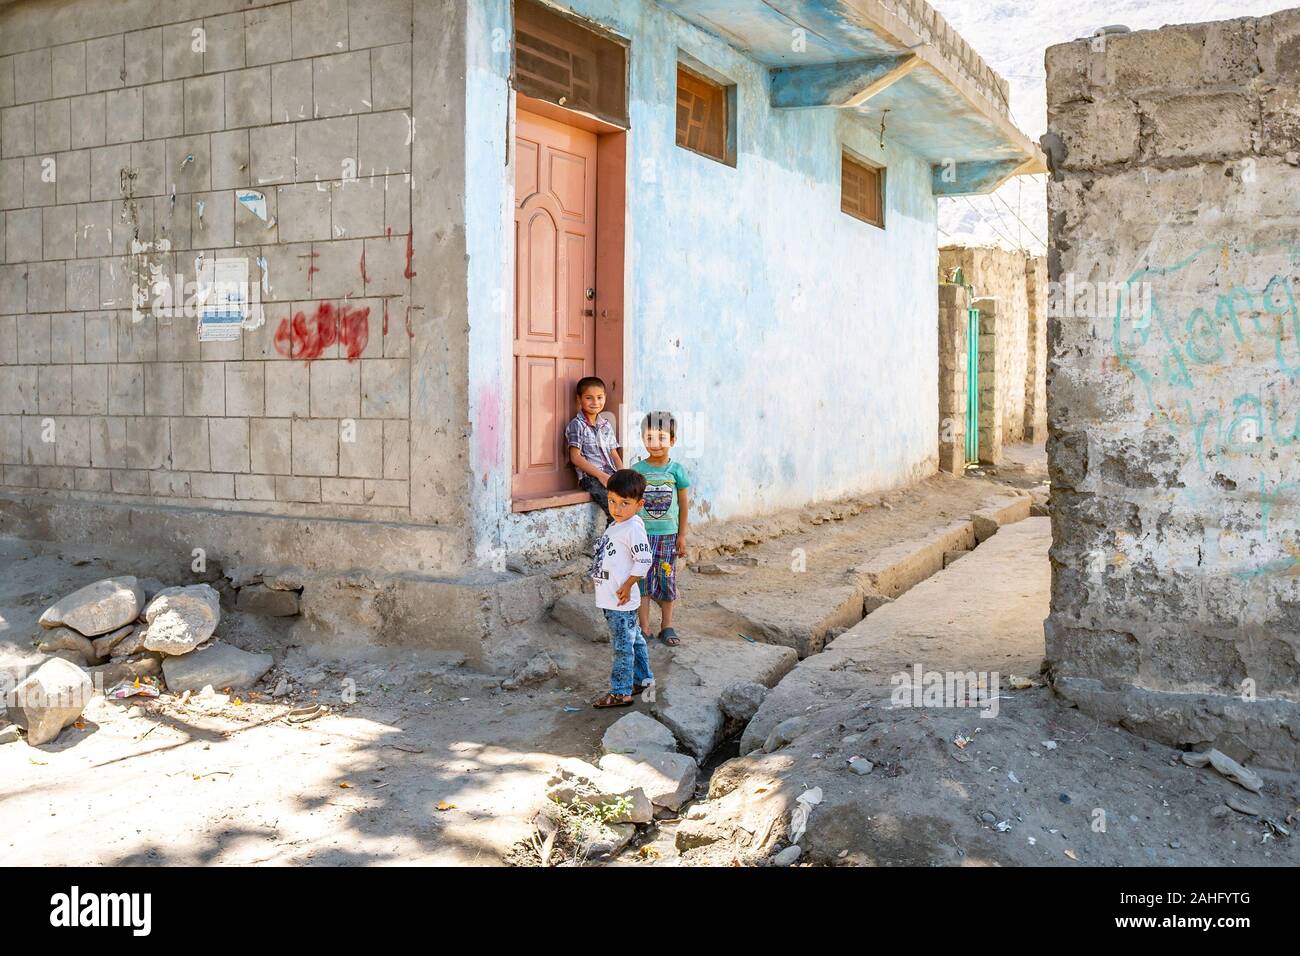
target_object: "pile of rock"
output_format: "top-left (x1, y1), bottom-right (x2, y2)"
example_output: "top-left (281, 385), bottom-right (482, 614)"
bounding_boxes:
top-left (540, 712), bottom-right (698, 861)
top-left (5, 575), bottom-right (272, 746)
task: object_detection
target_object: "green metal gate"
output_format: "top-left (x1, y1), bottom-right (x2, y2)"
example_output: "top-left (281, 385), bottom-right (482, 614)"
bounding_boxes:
top-left (965, 306), bottom-right (980, 465)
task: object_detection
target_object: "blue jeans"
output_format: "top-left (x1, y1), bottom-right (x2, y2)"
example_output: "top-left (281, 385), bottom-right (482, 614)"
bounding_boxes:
top-left (605, 609), bottom-right (653, 697)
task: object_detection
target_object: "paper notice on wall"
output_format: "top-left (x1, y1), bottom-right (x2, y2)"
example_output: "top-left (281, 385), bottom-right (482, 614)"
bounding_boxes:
top-left (198, 257), bottom-right (251, 341)
top-left (237, 189), bottom-right (268, 221)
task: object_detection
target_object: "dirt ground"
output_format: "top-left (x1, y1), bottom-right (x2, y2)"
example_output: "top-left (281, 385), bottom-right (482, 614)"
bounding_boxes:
top-left (17, 445), bottom-right (1284, 868)
top-left (638, 519), bottom-right (1300, 867)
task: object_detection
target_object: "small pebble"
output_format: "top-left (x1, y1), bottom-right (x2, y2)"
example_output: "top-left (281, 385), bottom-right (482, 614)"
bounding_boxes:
top-left (773, 846), bottom-right (801, 866)
top-left (849, 757), bottom-right (874, 776)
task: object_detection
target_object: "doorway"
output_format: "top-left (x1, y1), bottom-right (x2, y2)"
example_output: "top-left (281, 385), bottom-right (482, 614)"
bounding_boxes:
top-left (512, 108), bottom-right (599, 503)
top-left (511, 101), bottom-right (626, 511)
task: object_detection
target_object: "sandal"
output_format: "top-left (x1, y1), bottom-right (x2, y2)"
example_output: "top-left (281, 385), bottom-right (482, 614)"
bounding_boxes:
top-left (287, 703), bottom-right (327, 723)
top-left (593, 693), bottom-right (634, 709)
top-left (659, 628), bottom-right (680, 646)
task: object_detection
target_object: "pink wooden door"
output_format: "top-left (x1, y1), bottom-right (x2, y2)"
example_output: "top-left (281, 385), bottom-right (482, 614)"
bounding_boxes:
top-left (513, 109), bottom-right (599, 500)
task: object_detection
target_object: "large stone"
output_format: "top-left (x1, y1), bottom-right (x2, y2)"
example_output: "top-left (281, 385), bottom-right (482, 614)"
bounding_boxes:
top-left (264, 566), bottom-right (306, 591)
top-left (583, 822), bottom-right (637, 860)
top-left (110, 627), bottom-right (148, 659)
top-left (654, 686), bottom-right (724, 761)
top-left (235, 583), bottom-right (300, 617)
top-left (502, 651), bottom-right (558, 690)
top-left (546, 758), bottom-right (654, 824)
top-left (674, 817), bottom-right (730, 852)
top-left (601, 711), bottom-right (677, 755)
top-left (142, 585), bottom-right (221, 655)
top-left (39, 576), bottom-right (145, 637)
top-left (5, 658), bottom-right (94, 745)
top-left (763, 716), bottom-right (809, 753)
top-left (652, 638), bottom-right (798, 760)
top-left (36, 627), bottom-right (100, 666)
top-left (719, 680), bottom-right (767, 723)
top-left (161, 642), bottom-right (273, 692)
top-left (551, 592), bottom-right (610, 643)
top-left (88, 654), bottom-right (162, 687)
top-left (599, 751), bottom-right (699, 810)
top-left (91, 624), bottom-right (135, 659)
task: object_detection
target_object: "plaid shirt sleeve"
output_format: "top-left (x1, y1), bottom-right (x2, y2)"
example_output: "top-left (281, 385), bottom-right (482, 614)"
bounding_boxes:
top-left (564, 417), bottom-right (583, 449)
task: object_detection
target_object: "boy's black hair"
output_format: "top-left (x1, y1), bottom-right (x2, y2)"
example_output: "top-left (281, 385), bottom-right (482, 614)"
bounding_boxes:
top-left (575, 376), bottom-right (607, 397)
top-left (606, 468), bottom-right (646, 501)
top-left (641, 411), bottom-right (677, 440)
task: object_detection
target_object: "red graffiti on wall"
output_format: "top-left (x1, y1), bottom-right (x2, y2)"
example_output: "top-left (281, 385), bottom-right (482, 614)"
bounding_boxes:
top-left (273, 302), bottom-right (371, 362)
top-left (404, 234), bottom-right (416, 279)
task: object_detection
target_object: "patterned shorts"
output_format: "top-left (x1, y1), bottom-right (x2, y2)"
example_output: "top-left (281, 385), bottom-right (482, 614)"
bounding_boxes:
top-left (645, 533), bottom-right (678, 602)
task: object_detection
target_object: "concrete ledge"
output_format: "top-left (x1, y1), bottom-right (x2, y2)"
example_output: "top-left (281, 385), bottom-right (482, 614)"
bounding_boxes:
top-left (294, 570), bottom-right (558, 668)
top-left (712, 585), bottom-right (865, 658)
top-left (1053, 677), bottom-right (1300, 773)
top-left (849, 520), bottom-right (976, 598)
top-left (971, 494), bottom-right (1033, 542)
top-left (0, 493), bottom-right (462, 577)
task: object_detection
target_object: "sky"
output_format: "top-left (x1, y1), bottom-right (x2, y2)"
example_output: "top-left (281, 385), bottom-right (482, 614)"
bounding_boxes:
top-left (927, 0), bottom-right (1297, 254)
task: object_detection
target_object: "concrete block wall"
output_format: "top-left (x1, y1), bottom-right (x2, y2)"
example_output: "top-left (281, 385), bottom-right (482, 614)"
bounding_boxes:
top-left (1023, 255), bottom-right (1047, 443)
top-left (0, 0), bottom-right (421, 526)
top-left (936, 282), bottom-right (968, 474)
top-left (1045, 11), bottom-right (1300, 769)
top-left (972, 296), bottom-right (1000, 464)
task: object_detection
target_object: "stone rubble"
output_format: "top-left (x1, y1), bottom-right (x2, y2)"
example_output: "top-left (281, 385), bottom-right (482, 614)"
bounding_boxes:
top-left (5, 658), bottom-right (94, 746)
top-left (141, 585), bottom-right (222, 655)
top-left (38, 577), bottom-right (146, 637)
top-left (601, 711), bottom-right (678, 755)
top-left (161, 642), bottom-right (275, 694)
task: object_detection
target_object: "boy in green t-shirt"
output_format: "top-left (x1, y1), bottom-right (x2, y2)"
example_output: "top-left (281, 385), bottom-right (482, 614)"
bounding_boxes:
top-left (631, 412), bottom-right (690, 646)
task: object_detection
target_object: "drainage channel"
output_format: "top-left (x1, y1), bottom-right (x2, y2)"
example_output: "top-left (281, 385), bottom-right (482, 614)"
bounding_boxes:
top-left (610, 496), bottom-right (1033, 864)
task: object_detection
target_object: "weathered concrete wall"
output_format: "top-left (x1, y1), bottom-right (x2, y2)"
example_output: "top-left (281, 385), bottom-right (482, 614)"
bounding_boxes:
top-left (1023, 255), bottom-right (1047, 442)
top-left (0, 0), bottom-right (472, 573)
top-left (939, 244), bottom-right (1037, 452)
top-left (1045, 11), bottom-right (1300, 769)
top-left (467, 0), bottom-right (941, 566)
top-left (936, 282), bottom-right (968, 474)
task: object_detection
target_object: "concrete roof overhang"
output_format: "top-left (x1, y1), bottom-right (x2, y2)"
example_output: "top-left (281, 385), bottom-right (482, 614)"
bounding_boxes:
top-left (666, 0), bottom-right (1047, 196)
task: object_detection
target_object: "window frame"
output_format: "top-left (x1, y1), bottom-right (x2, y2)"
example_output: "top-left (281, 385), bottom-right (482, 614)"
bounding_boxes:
top-left (674, 60), bottom-right (737, 168)
top-left (840, 149), bottom-right (886, 229)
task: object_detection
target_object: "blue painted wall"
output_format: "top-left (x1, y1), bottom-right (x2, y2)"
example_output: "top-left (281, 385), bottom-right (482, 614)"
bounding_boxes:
top-left (465, 0), bottom-right (939, 563)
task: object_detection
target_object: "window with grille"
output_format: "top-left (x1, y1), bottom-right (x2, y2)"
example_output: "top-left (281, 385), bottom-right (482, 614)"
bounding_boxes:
top-left (841, 152), bottom-right (885, 228)
top-left (514, 0), bottom-right (628, 126)
top-left (676, 65), bottom-right (734, 166)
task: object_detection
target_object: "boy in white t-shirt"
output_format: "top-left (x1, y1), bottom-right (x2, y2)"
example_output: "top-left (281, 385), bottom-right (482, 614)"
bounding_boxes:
top-left (589, 469), bottom-right (655, 708)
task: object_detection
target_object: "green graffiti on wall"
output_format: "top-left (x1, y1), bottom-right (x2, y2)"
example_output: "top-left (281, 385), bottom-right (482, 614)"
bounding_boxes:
top-left (1109, 240), bottom-right (1300, 578)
